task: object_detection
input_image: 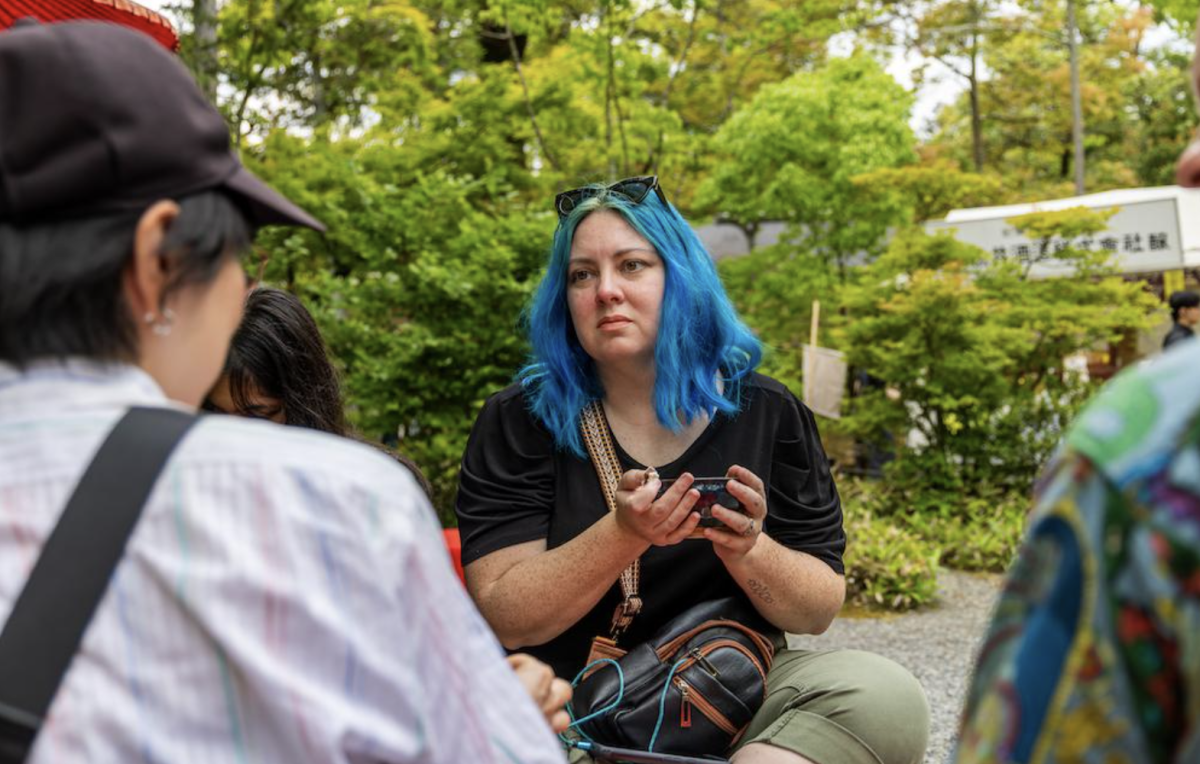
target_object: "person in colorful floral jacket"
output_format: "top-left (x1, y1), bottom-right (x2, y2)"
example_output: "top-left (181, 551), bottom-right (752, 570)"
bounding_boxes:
top-left (953, 20), bottom-right (1200, 757)
top-left (953, 341), bottom-right (1199, 763)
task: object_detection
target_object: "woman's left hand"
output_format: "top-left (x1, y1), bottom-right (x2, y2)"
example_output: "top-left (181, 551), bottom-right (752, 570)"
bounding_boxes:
top-left (703, 464), bottom-right (767, 562)
top-left (505, 653), bottom-right (573, 733)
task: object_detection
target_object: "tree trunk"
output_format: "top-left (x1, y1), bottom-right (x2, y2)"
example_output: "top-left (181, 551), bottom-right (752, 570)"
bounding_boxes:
top-left (193, 0), bottom-right (219, 102)
top-left (600, 3), bottom-right (615, 177)
top-left (969, 32), bottom-right (983, 172)
top-left (745, 222), bottom-right (758, 252)
top-left (504, 16), bottom-right (559, 171)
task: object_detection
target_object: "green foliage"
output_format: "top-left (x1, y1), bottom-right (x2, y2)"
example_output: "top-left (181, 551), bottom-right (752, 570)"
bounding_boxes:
top-left (170, 0), bottom-right (1190, 536)
top-left (697, 53), bottom-right (917, 273)
top-left (1147, 0), bottom-right (1200, 32)
top-left (864, 483), bottom-right (1028, 572)
top-left (839, 211), bottom-right (1159, 500)
top-left (841, 502), bottom-right (942, 611)
top-left (839, 479), bottom-right (1023, 610)
top-left (718, 243), bottom-right (840, 394)
top-left (245, 134), bottom-right (551, 520)
top-left (922, 501), bottom-right (1026, 573)
top-left (217, 0), bottom-right (437, 139)
top-left (925, 1), bottom-right (1188, 195)
top-left (1124, 49), bottom-right (1200, 187)
top-left (841, 230), bottom-right (1014, 493)
top-left (852, 160), bottom-right (1008, 225)
top-left (999, 206), bottom-right (1116, 276)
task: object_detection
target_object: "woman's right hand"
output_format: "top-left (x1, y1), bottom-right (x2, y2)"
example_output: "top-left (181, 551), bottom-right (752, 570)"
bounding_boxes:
top-left (613, 468), bottom-right (701, 546)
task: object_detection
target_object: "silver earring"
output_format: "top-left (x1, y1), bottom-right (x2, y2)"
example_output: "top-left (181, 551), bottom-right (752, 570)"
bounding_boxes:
top-left (146, 308), bottom-right (175, 337)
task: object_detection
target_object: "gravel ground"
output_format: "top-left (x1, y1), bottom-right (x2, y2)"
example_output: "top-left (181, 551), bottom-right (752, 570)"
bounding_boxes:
top-left (786, 570), bottom-right (1003, 764)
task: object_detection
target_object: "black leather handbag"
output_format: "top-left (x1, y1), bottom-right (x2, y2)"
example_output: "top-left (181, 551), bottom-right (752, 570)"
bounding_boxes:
top-left (569, 597), bottom-right (775, 757)
top-left (573, 402), bottom-right (776, 758)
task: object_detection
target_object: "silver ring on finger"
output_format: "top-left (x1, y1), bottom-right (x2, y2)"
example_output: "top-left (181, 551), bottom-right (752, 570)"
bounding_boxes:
top-left (742, 518), bottom-right (756, 537)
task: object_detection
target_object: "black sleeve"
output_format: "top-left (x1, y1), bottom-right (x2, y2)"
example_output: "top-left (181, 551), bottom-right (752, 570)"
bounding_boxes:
top-left (454, 388), bottom-right (557, 565)
top-left (766, 390), bottom-right (846, 574)
top-left (1163, 325), bottom-right (1192, 350)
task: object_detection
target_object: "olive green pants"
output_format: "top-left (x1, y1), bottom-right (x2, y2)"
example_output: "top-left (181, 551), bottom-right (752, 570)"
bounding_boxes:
top-left (566, 648), bottom-right (929, 764)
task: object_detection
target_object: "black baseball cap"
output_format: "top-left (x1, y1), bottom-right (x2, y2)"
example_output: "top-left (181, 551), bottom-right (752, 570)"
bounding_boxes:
top-left (0, 19), bottom-right (324, 231)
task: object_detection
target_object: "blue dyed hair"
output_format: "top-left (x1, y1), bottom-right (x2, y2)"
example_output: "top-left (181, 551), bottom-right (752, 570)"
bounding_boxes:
top-left (518, 184), bottom-right (762, 457)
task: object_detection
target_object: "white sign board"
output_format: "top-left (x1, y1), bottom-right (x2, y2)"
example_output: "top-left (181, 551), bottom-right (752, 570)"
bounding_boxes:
top-left (926, 199), bottom-right (1185, 277)
top-left (802, 345), bottom-right (846, 420)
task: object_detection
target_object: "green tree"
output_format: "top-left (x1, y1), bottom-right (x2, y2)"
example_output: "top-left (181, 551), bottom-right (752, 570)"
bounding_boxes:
top-left (851, 159), bottom-right (1007, 225)
top-left (840, 208), bottom-right (1158, 503)
top-left (246, 133), bottom-right (552, 518)
top-left (216, 0), bottom-right (437, 143)
top-left (697, 53), bottom-right (916, 275)
top-left (903, 0), bottom-right (1008, 171)
top-left (927, 1), bottom-right (1162, 197)
top-left (495, 0), bottom-right (867, 207)
top-left (1124, 49), bottom-right (1200, 187)
top-left (1146, 0), bottom-right (1200, 32)
top-left (719, 244), bottom-right (840, 396)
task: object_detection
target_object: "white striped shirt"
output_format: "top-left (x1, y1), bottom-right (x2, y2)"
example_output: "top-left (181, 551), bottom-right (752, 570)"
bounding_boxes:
top-left (0, 360), bottom-right (567, 764)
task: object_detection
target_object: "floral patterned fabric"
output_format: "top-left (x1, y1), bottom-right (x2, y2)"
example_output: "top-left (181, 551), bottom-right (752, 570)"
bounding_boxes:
top-left (954, 339), bottom-right (1200, 764)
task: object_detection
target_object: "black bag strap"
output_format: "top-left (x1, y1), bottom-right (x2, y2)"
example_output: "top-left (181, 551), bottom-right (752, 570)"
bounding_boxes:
top-left (0, 407), bottom-right (196, 764)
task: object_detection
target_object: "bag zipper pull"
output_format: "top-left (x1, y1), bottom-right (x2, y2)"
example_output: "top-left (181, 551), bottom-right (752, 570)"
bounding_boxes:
top-left (690, 647), bottom-right (720, 677)
top-left (678, 679), bottom-right (692, 729)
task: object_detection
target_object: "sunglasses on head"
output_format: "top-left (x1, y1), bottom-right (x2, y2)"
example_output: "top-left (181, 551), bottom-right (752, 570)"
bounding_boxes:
top-left (555, 175), bottom-right (669, 219)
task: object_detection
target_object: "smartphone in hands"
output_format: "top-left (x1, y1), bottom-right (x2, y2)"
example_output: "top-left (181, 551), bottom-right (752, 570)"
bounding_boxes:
top-left (656, 476), bottom-right (746, 530)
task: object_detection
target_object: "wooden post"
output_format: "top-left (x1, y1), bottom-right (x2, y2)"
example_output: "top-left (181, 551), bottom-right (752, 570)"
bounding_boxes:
top-left (1067, 0), bottom-right (1085, 195)
top-left (810, 300), bottom-right (821, 348)
top-left (804, 300), bottom-right (820, 405)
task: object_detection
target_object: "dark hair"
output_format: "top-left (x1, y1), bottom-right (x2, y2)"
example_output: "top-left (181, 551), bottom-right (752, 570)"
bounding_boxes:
top-left (211, 287), bottom-right (433, 499)
top-left (1169, 290), bottom-right (1200, 322)
top-left (0, 191), bottom-right (251, 366)
top-left (218, 287), bottom-right (348, 435)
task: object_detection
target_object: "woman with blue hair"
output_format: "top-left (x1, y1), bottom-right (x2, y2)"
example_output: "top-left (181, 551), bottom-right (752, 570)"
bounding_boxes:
top-left (455, 177), bottom-right (929, 764)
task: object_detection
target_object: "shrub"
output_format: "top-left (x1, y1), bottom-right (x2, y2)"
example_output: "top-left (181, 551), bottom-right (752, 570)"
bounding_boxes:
top-left (852, 478), bottom-right (1029, 574)
top-left (841, 503), bottom-right (942, 611)
top-left (839, 219), bottom-right (1159, 502)
top-left (899, 493), bottom-right (1028, 573)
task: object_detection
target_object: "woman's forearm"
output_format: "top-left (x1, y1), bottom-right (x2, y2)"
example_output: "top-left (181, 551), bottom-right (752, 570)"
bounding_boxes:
top-left (723, 536), bottom-right (845, 635)
top-left (468, 514), bottom-right (650, 650)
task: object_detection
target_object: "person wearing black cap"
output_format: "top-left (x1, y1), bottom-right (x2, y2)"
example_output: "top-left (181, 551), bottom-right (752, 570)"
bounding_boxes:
top-left (0, 19), bottom-right (568, 764)
top-left (1163, 289), bottom-right (1199, 350)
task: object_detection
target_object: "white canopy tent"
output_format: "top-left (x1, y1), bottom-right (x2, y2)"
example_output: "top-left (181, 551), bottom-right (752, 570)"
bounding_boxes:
top-left (926, 185), bottom-right (1200, 278)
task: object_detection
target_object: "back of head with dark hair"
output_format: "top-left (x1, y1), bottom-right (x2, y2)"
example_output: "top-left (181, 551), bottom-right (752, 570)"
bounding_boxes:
top-left (0, 191), bottom-right (251, 366)
top-left (220, 287), bottom-right (348, 436)
top-left (1169, 290), bottom-right (1200, 322)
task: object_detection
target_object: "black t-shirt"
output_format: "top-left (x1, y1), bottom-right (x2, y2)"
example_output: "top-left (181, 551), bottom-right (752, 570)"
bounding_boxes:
top-left (454, 373), bottom-right (845, 679)
top-left (1164, 323), bottom-right (1195, 350)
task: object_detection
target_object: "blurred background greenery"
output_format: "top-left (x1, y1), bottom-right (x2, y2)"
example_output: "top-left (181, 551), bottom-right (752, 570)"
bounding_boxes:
top-left (158, 0), bottom-right (1197, 608)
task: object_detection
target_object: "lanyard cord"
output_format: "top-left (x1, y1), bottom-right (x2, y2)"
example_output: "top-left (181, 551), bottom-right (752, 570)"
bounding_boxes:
top-left (559, 655), bottom-right (690, 755)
